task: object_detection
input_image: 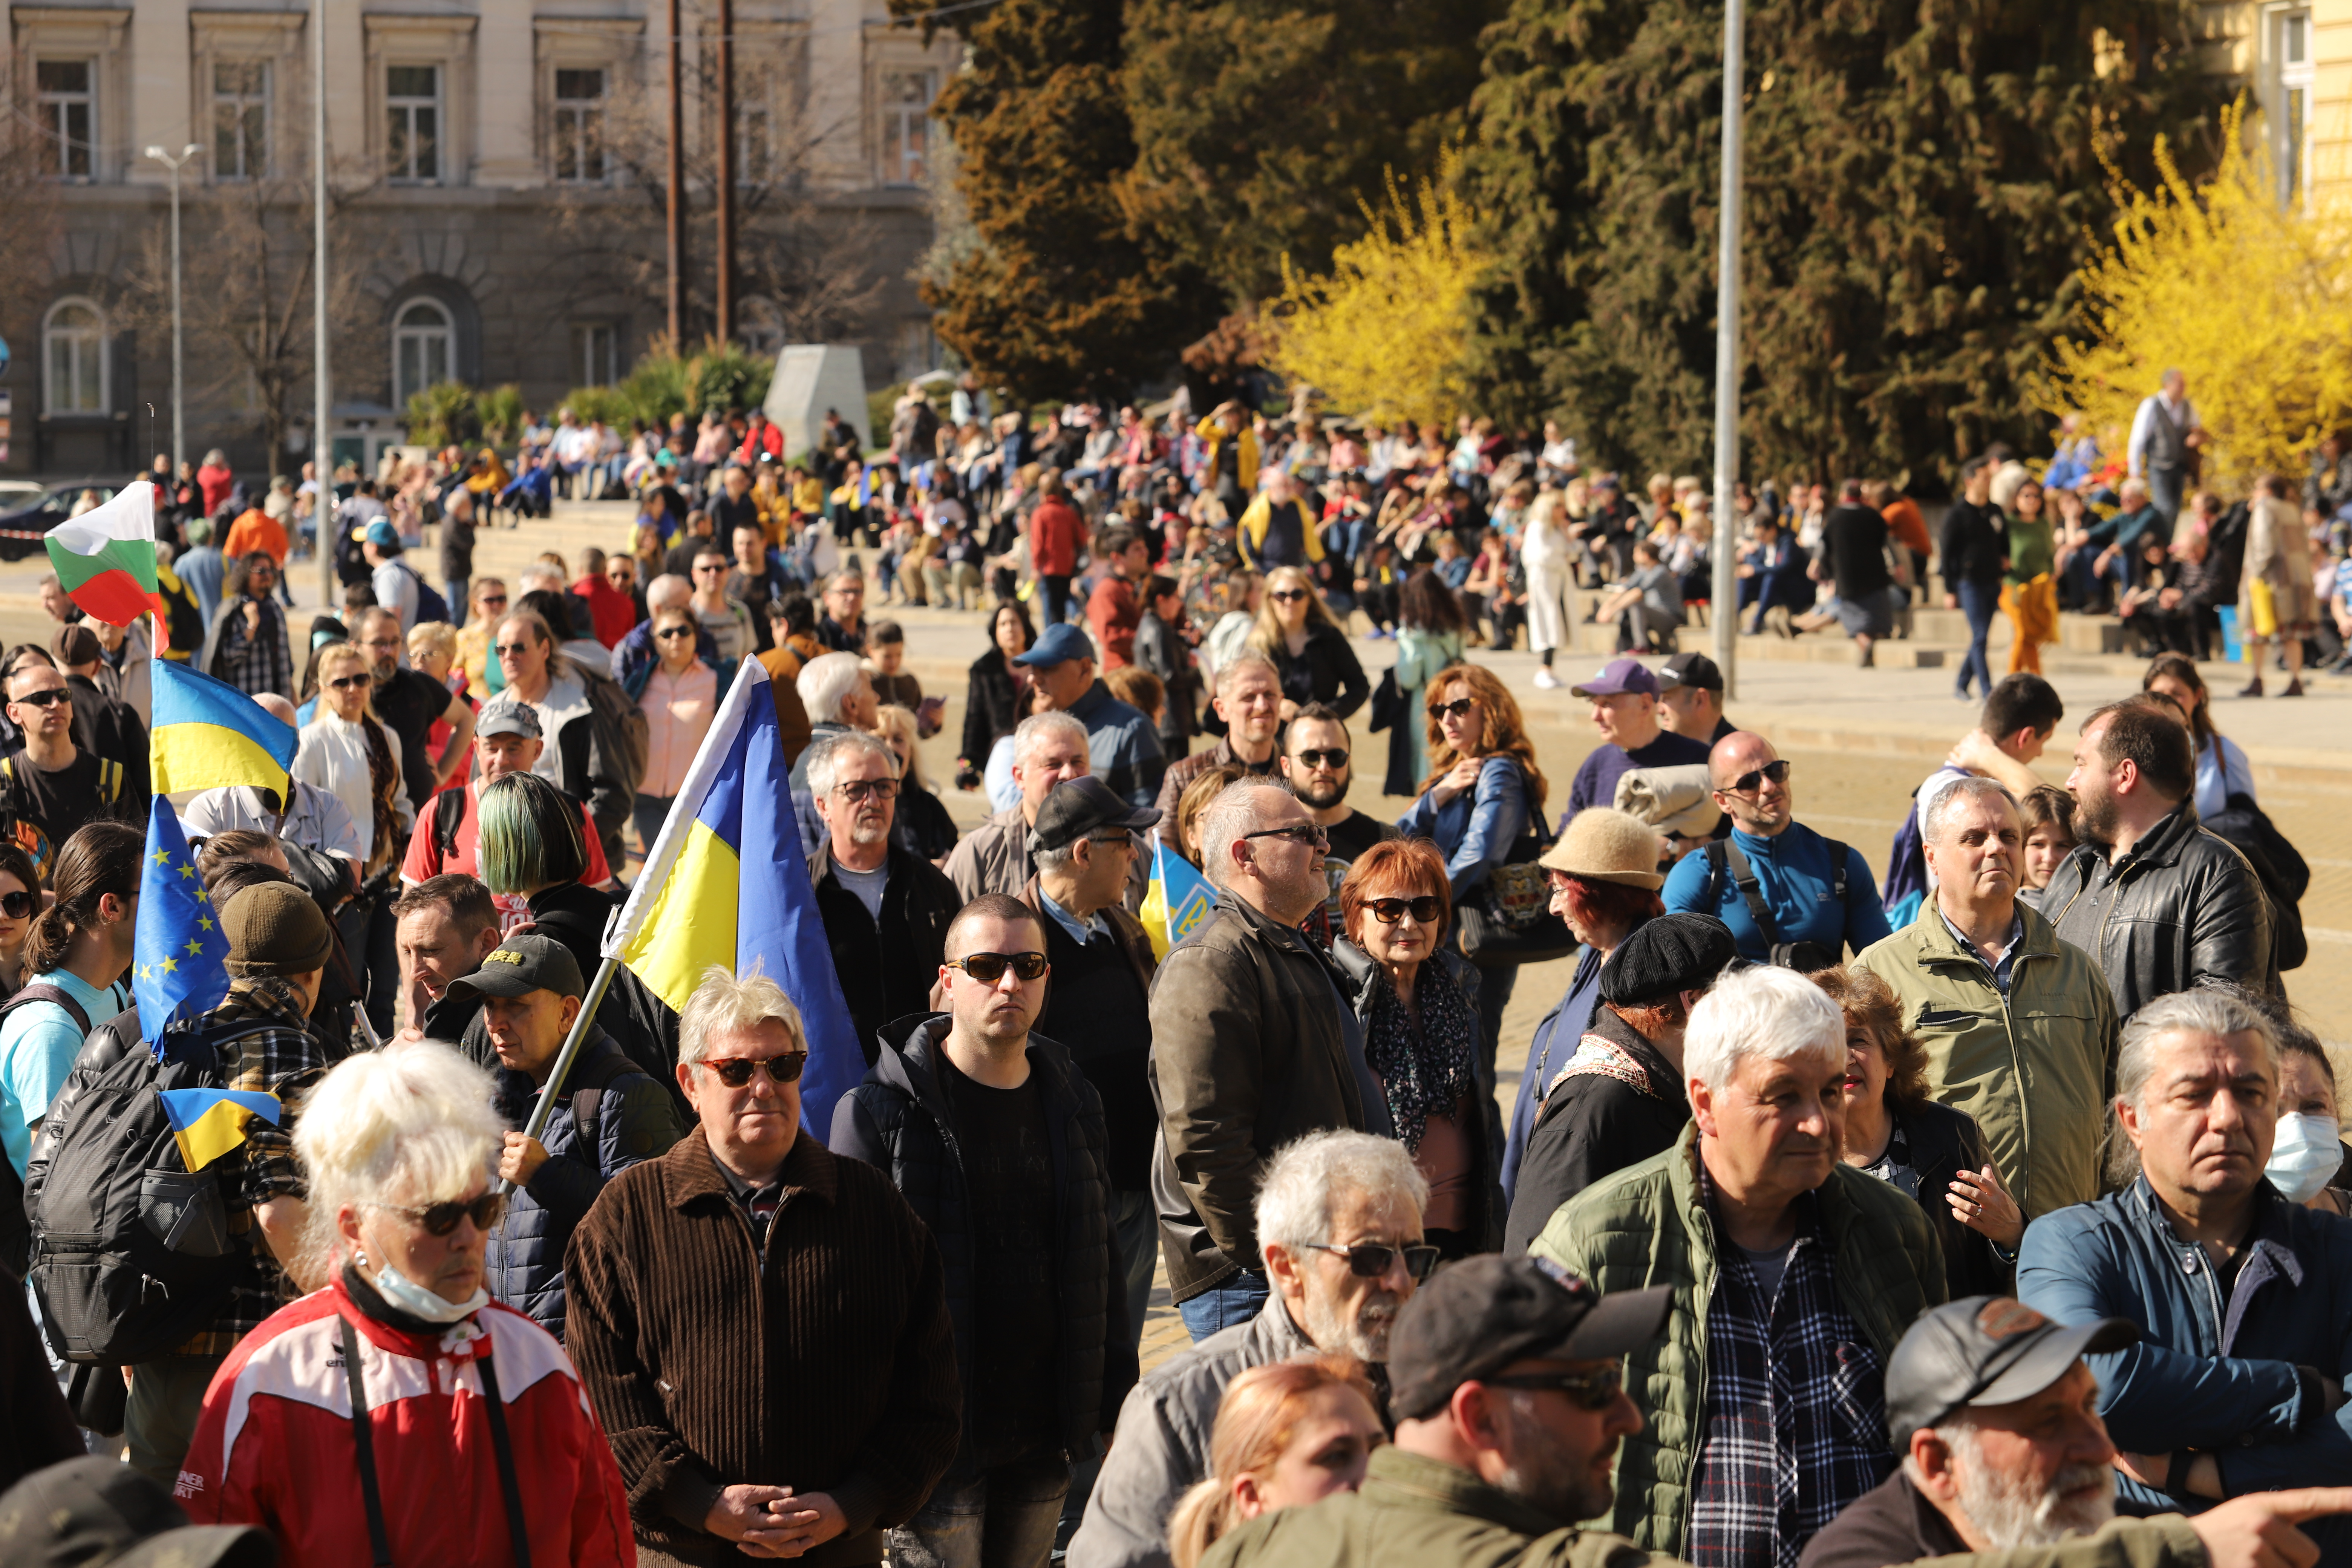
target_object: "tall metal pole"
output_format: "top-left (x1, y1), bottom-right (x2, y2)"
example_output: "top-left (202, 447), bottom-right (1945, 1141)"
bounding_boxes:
top-left (715, 0), bottom-right (737, 343)
top-left (1707, 0), bottom-right (1746, 700)
top-left (666, 0), bottom-right (686, 346)
top-left (142, 143), bottom-right (202, 471)
top-left (313, 0), bottom-right (333, 610)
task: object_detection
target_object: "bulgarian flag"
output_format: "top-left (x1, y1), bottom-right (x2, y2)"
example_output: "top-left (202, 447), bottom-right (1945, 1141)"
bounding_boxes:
top-left (45, 480), bottom-right (167, 646)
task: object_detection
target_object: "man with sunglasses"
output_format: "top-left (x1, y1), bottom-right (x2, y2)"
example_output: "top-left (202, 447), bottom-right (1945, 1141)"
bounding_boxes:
top-left (1279, 703), bottom-right (1396, 945)
top-left (444, 933), bottom-right (683, 1340)
top-left (835, 893), bottom-right (1133, 1568)
top-left (690, 546), bottom-right (757, 664)
top-left (354, 608), bottom-right (477, 812)
top-left (0, 661), bottom-right (133, 871)
top-left (1662, 731), bottom-right (1891, 969)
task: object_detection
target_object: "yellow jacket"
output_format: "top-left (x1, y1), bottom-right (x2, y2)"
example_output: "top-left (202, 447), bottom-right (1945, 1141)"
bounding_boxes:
top-left (1196, 415), bottom-right (1259, 494)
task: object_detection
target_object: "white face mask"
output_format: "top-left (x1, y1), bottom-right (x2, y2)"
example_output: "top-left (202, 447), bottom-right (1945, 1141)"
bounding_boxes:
top-left (370, 1260), bottom-right (488, 1325)
top-left (2266, 1113), bottom-right (2342, 1207)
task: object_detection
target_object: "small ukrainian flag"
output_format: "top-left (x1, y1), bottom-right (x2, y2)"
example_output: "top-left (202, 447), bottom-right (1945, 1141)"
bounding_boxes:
top-left (157, 1087), bottom-right (282, 1173)
top-left (1140, 838), bottom-right (1217, 962)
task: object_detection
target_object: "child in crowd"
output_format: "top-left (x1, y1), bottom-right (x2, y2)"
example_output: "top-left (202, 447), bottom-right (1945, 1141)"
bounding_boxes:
top-left (2018, 784), bottom-right (2078, 904)
top-left (865, 620), bottom-right (943, 737)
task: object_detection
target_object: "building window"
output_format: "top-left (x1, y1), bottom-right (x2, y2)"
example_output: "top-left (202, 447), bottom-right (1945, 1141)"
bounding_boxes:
top-left (880, 70), bottom-right (935, 186)
top-left (393, 298), bottom-right (454, 406)
top-left (553, 67), bottom-right (606, 183)
top-left (36, 59), bottom-right (96, 180)
top-left (2280, 10), bottom-right (2312, 207)
top-left (579, 323), bottom-right (621, 387)
top-left (738, 99), bottom-right (772, 185)
top-left (44, 297), bottom-right (107, 414)
top-left (214, 61), bottom-right (271, 181)
top-left (387, 64), bottom-right (442, 184)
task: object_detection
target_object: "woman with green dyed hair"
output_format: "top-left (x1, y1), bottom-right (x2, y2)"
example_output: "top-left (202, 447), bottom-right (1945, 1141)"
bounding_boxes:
top-left (476, 771), bottom-right (610, 983)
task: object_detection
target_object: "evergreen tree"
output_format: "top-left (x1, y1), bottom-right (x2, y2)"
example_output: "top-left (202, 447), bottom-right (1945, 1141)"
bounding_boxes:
top-left (1468, 0), bottom-right (2220, 483)
top-left (1116, 0), bottom-right (1501, 308)
top-left (902, 0), bottom-right (1220, 400)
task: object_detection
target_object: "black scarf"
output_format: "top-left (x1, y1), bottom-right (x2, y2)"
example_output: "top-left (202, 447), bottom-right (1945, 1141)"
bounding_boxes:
top-left (1363, 963), bottom-right (1480, 1152)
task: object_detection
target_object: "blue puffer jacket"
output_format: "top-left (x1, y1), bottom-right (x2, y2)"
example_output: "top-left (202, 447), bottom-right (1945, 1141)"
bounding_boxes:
top-left (486, 1032), bottom-right (687, 1341)
top-left (2018, 1177), bottom-right (2352, 1533)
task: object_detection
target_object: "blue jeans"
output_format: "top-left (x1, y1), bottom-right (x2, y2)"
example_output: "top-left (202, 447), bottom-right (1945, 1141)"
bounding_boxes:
top-left (2147, 466), bottom-right (2184, 531)
top-left (1178, 1269), bottom-right (1270, 1342)
top-left (1956, 578), bottom-right (1998, 699)
top-left (891, 1451), bottom-right (1070, 1568)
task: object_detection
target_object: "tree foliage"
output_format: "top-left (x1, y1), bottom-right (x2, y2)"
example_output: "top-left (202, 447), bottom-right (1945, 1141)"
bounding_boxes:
top-left (1265, 153), bottom-right (1486, 429)
top-left (2040, 102), bottom-right (2352, 488)
top-left (903, 0), bottom-right (1222, 401)
top-left (1115, 0), bottom-right (1500, 310)
top-left (1467, 0), bottom-right (2221, 485)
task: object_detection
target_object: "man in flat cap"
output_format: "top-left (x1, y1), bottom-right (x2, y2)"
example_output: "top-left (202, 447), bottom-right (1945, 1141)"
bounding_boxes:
top-left (1505, 913), bottom-right (1736, 1254)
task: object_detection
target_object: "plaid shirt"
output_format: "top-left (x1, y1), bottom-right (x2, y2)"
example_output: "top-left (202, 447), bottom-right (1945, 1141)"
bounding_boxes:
top-left (177, 979), bottom-right (331, 1357)
top-left (211, 595), bottom-right (293, 697)
top-left (1687, 1169), bottom-right (1895, 1568)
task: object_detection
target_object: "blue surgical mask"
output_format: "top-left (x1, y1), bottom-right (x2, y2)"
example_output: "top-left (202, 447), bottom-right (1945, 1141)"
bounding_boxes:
top-left (2266, 1113), bottom-right (2342, 1207)
top-left (372, 1260), bottom-right (488, 1325)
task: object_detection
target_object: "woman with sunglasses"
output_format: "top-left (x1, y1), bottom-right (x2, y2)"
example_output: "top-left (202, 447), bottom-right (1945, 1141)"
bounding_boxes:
top-left (455, 576), bottom-right (510, 702)
top-left (178, 1039), bottom-right (634, 1562)
top-left (1165, 1355), bottom-right (1384, 1568)
top-left (1246, 566), bottom-right (1367, 722)
top-left (636, 606), bottom-right (720, 858)
top-left (0, 840), bottom-right (43, 998)
top-left (1328, 839), bottom-right (1505, 1258)
top-left (293, 642), bottom-right (410, 876)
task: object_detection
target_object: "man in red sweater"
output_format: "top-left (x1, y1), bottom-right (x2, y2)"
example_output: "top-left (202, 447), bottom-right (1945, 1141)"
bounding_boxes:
top-left (1029, 472), bottom-right (1086, 627)
top-left (1087, 528), bottom-right (1151, 669)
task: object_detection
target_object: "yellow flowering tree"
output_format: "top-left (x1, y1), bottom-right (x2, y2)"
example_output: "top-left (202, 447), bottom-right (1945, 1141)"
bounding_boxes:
top-left (2041, 102), bottom-right (2352, 488)
top-left (1264, 151), bottom-right (1485, 430)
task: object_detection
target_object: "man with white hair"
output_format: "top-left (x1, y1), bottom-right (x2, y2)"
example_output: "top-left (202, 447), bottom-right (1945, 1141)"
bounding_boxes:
top-left (789, 650), bottom-right (882, 852)
top-left (1150, 777), bottom-right (1390, 1343)
top-left (804, 730), bottom-right (959, 1063)
top-left (948, 712), bottom-right (1142, 909)
top-left (1529, 964), bottom-right (1946, 1568)
top-left (2021, 990), bottom-right (2352, 1560)
top-left (1857, 775), bottom-right (2118, 1222)
top-left (1069, 1130), bottom-right (1430, 1568)
top-left (2128, 368), bottom-right (2203, 527)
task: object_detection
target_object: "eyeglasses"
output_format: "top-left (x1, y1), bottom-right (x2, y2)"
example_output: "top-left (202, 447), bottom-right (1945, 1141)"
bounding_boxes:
top-left (832, 778), bottom-right (899, 803)
top-left (9, 688), bottom-right (67, 709)
top-left (1294, 747), bottom-right (1349, 769)
top-left (1485, 1363), bottom-right (1625, 1413)
top-left (327, 674), bottom-right (370, 691)
top-left (0, 891), bottom-right (33, 920)
top-left (380, 1192), bottom-right (506, 1237)
top-left (1308, 1241), bottom-right (1441, 1282)
top-left (654, 625), bottom-right (695, 640)
top-left (478, 594), bottom-right (508, 609)
top-left (1433, 698), bottom-right (1478, 720)
top-left (494, 642), bottom-right (539, 659)
top-left (1720, 758), bottom-right (1792, 795)
top-left (1242, 823), bottom-right (1327, 847)
top-left (695, 562), bottom-right (728, 574)
top-left (1366, 895), bottom-right (1442, 925)
top-left (703, 1053), bottom-right (809, 1087)
top-left (1268, 588), bottom-right (1310, 603)
top-left (946, 951), bottom-right (1050, 984)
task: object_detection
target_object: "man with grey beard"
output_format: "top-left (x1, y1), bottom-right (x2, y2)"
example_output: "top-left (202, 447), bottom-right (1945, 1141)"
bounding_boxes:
top-left (1801, 1297), bottom-right (2137, 1568)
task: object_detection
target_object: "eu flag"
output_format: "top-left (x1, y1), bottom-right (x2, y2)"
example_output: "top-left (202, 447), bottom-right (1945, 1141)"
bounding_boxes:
top-left (132, 796), bottom-right (232, 1053)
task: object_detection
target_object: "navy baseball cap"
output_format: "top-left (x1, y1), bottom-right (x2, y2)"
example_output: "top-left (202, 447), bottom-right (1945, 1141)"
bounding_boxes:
top-left (1013, 622), bottom-right (1095, 668)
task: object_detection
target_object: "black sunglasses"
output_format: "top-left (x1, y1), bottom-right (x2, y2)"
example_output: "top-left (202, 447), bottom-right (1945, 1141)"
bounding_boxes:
top-left (493, 642), bottom-right (538, 659)
top-left (327, 674), bottom-right (370, 691)
top-left (10, 688), bottom-right (67, 709)
top-left (1721, 758), bottom-right (1792, 795)
top-left (704, 1053), bottom-right (809, 1087)
top-left (1486, 1363), bottom-right (1625, 1412)
top-left (0, 891), bottom-right (33, 920)
top-left (1366, 895), bottom-right (1442, 925)
top-left (1308, 1241), bottom-right (1441, 1282)
top-left (1433, 697), bottom-right (1477, 720)
top-left (384, 1192), bottom-right (506, 1237)
top-left (1294, 747), bottom-right (1349, 769)
top-left (478, 594), bottom-right (508, 608)
top-left (654, 625), bottom-right (696, 640)
top-left (1268, 588), bottom-right (1310, 603)
top-left (946, 951), bottom-right (1050, 985)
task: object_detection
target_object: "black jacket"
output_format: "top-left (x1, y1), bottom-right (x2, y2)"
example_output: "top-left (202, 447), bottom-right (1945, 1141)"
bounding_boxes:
top-left (1269, 624), bottom-right (1370, 721)
top-left (1939, 497), bottom-right (2007, 592)
top-left (1888, 1097), bottom-right (2015, 1302)
top-left (809, 841), bottom-right (961, 1066)
top-left (829, 1014), bottom-right (1135, 1476)
top-left (1022, 876), bottom-right (1159, 1192)
top-left (2042, 802), bottom-right (2276, 1019)
top-left (63, 672), bottom-right (152, 807)
top-left (1798, 1469), bottom-right (1967, 1568)
top-left (959, 649), bottom-right (1024, 771)
top-left (1133, 611), bottom-right (1197, 748)
top-left (1503, 1004), bottom-right (1689, 1254)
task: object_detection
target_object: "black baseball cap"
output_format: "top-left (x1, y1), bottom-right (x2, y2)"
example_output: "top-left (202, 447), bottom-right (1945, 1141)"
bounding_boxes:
top-left (1658, 652), bottom-right (1724, 693)
top-left (1885, 1296), bottom-right (2139, 1451)
top-left (0, 1456), bottom-right (276, 1568)
top-left (445, 932), bottom-right (586, 1004)
top-left (1028, 775), bottom-right (1161, 855)
top-left (1387, 1255), bottom-right (1670, 1421)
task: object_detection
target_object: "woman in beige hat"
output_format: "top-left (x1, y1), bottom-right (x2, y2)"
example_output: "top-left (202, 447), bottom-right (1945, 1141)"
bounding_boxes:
top-left (1499, 805), bottom-right (1666, 1200)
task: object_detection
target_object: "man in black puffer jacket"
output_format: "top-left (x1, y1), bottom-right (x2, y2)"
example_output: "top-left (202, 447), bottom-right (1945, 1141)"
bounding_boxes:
top-left (831, 893), bottom-right (1135, 1568)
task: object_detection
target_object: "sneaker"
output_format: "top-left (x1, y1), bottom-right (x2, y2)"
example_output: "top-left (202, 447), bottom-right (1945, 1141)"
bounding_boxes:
top-left (1533, 667), bottom-right (1561, 689)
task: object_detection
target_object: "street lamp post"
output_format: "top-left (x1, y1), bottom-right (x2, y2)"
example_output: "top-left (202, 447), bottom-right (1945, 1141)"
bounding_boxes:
top-left (1707, 0), bottom-right (1746, 699)
top-left (142, 142), bottom-right (203, 473)
top-left (314, 0), bottom-right (332, 610)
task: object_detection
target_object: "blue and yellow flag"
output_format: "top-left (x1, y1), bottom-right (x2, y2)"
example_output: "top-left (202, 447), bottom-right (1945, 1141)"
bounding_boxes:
top-left (605, 658), bottom-right (864, 1137)
top-left (150, 656), bottom-right (296, 797)
top-left (157, 1087), bottom-right (281, 1172)
top-left (132, 796), bottom-right (232, 1051)
top-left (1140, 837), bottom-right (1217, 962)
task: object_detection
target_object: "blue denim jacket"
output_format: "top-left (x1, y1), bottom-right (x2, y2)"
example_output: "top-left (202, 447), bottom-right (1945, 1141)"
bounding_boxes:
top-left (1394, 755), bottom-right (1530, 902)
top-left (2018, 1177), bottom-right (2352, 1511)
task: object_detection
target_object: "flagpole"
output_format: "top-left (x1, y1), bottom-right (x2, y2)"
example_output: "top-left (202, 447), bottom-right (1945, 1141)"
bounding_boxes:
top-left (497, 910), bottom-right (625, 1196)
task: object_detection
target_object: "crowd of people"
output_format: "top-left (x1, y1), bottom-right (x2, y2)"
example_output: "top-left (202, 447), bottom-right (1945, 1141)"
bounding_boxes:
top-left (0, 376), bottom-right (2344, 1568)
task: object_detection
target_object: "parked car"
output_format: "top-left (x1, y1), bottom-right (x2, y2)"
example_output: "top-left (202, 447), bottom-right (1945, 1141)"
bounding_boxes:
top-left (0, 479), bottom-right (120, 560)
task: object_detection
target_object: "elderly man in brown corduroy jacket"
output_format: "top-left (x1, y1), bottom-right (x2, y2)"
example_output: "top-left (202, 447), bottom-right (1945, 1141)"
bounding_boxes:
top-left (566, 965), bottom-right (961, 1568)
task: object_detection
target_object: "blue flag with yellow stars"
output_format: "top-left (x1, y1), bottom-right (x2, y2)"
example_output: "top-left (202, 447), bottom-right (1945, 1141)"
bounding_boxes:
top-left (133, 795), bottom-right (231, 1054)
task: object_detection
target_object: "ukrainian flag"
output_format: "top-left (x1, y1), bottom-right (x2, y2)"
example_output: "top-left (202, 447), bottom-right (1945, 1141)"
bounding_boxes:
top-left (150, 657), bottom-right (296, 797)
top-left (157, 1087), bottom-right (282, 1173)
top-left (604, 658), bottom-right (863, 1136)
top-left (1139, 838), bottom-right (1218, 962)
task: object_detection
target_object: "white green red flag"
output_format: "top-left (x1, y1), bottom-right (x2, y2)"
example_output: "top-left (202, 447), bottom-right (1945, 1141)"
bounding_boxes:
top-left (44, 480), bottom-right (165, 639)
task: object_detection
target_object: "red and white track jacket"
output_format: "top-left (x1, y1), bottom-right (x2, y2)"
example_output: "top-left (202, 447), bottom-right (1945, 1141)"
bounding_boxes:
top-left (177, 1277), bottom-right (635, 1566)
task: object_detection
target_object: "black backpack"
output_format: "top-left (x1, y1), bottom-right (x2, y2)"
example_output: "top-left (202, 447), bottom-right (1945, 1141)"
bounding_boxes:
top-left (26, 1012), bottom-right (279, 1364)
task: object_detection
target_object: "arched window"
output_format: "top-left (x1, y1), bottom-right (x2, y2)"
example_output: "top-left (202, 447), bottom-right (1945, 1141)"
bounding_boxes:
top-left (392, 297), bottom-right (453, 407)
top-left (43, 297), bottom-right (107, 414)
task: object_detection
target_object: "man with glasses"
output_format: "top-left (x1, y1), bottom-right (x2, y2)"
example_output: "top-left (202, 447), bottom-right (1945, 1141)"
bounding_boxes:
top-left (1070, 1131), bottom-right (1430, 1568)
top-left (0, 660), bottom-right (134, 870)
top-left (1662, 730), bottom-right (1891, 969)
top-left (805, 730), bottom-right (961, 1064)
top-left (1278, 701), bottom-right (1396, 946)
top-left (690, 546), bottom-right (756, 663)
top-left (817, 570), bottom-right (870, 654)
top-left (1561, 657), bottom-right (1712, 821)
top-left (437, 932), bottom-right (683, 1341)
top-left (1151, 777), bottom-right (1389, 1344)
top-left (354, 608), bottom-right (476, 813)
top-left (728, 522), bottom-right (793, 652)
top-left (568, 967), bottom-right (961, 1566)
top-left (834, 893), bottom-right (1132, 1568)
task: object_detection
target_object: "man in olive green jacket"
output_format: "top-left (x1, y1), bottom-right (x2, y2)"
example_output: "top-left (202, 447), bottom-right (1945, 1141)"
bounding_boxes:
top-left (1854, 777), bottom-right (2119, 1221)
